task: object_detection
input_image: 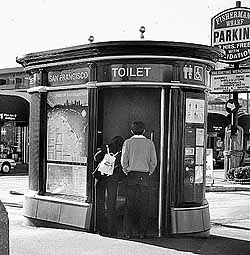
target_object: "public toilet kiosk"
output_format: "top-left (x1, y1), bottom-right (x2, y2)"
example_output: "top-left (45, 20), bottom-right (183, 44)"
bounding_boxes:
top-left (17, 41), bottom-right (222, 237)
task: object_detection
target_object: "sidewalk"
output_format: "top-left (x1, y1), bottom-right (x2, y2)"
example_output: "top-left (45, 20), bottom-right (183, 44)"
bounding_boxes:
top-left (206, 176), bottom-right (250, 192)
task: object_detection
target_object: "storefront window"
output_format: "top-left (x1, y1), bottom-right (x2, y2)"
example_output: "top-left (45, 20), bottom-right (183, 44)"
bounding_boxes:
top-left (0, 122), bottom-right (27, 163)
top-left (46, 89), bottom-right (88, 198)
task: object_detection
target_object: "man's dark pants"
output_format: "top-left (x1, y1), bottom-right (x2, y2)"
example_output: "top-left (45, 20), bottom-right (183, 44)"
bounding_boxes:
top-left (123, 172), bottom-right (150, 237)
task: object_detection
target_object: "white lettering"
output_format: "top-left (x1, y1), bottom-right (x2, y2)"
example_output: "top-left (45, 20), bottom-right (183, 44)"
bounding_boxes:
top-left (111, 66), bottom-right (152, 78)
top-left (136, 67), bottom-right (143, 76)
top-left (112, 67), bottom-right (118, 77)
top-left (144, 67), bottom-right (151, 77)
top-left (118, 68), bottom-right (126, 77)
top-left (226, 49), bottom-right (250, 60)
top-left (129, 68), bottom-right (136, 77)
top-left (226, 19), bottom-right (244, 27)
top-left (48, 69), bottom-right (89, 83)
top-left (215, 10), bottom-right (250, 25)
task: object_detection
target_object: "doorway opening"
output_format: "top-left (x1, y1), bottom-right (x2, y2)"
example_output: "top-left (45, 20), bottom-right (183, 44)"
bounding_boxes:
top-left (97, 87), bottom-right (162, 236)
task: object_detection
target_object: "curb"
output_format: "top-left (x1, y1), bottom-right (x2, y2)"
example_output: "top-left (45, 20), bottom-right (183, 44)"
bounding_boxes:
top-left (206, 186), bottom-right (250, 192)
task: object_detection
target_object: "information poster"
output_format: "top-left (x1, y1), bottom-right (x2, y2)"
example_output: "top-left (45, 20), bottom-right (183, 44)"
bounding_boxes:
top-left (185, 99), bottom-right (205, 124)
top-left (211, 69), bottom-right (250, 93)
top-left (195, 165), bottom-right (203, 183)
top-left (195, 147), bottom-right (204, 165)
top-left (196, 128), bottom-right (204, 146)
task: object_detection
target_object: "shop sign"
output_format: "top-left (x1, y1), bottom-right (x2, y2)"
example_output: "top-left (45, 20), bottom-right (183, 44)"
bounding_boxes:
top-left (211, 7), bottom-right (250, 62)
top-left (211, 68), bottom-right (250, 93)
top-left (0, 113), bottom-right (17, 121)
top-left (48, 67), bottom-right (90, 86)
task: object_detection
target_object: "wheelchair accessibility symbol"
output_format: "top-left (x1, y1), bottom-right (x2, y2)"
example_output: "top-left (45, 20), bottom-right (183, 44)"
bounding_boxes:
top-left (194, 66), bottom-right (203, 81)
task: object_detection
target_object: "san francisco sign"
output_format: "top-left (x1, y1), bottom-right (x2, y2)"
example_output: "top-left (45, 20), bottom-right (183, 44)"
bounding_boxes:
top-left (211, 7), bottom-right (250, 63)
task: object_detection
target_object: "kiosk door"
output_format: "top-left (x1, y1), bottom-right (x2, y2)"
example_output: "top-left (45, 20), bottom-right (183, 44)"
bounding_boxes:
top-left (97, 87), bottom-right (161, 234)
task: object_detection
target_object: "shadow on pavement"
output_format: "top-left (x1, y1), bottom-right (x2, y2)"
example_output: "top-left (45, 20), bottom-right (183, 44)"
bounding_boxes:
top-left (212, 222), bottom-right (250, 231)
top-left (131, 235), bottom-right (249, 255)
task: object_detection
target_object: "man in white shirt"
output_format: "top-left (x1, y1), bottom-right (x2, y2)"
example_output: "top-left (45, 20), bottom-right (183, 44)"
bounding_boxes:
top-left (121, 121), bottom-right (157, 239)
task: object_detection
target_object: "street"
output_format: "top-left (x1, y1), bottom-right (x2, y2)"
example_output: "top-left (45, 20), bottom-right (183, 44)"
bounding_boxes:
top-left (0, 175), bottom-right (249, 255)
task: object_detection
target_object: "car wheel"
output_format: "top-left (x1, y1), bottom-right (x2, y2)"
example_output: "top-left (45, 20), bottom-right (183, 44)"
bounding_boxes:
top-left (1, 163), bottom-right (11, 173)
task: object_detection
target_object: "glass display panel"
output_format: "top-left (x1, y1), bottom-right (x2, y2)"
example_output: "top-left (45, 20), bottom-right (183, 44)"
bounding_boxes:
top-left (183, 96), bottom-right (205, 205)
top-left (46, 89), bottom-right (88, 197)
top-left (185, 98), bottom-right (205, 124)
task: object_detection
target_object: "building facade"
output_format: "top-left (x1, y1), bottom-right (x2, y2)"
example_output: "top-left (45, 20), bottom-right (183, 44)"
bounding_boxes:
top-left (0, 68), bottom-right (30, 171)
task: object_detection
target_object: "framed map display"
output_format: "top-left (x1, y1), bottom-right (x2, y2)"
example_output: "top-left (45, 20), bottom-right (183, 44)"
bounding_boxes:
top-left (46, 89), bottom-right (88, 197)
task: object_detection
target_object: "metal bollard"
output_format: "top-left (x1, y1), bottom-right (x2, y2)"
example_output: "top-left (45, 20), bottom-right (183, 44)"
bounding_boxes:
top-left (0, 200), bottom-right (9, 255)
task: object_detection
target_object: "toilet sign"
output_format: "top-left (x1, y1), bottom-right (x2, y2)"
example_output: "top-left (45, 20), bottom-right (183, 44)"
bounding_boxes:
top-left (112, 66), bottom-right (151, 78)
top-left (211, 6), bottom-right (250, 62)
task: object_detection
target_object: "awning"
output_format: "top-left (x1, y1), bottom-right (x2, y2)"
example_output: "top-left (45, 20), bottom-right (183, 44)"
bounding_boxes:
top-left (207, 112), bottom-right (230, 134)
top-left (0, 94), bottom-right (29, 123)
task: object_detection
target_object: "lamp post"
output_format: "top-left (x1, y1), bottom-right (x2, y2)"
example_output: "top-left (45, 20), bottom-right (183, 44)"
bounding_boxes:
top-left (139, 26), bottom-right (145, 39)
top-left (88, 36), bottom-right (94, 43)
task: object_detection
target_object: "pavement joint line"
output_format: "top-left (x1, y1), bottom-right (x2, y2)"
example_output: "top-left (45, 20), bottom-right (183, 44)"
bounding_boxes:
top-left (2, 202), bottom-right (23, 208)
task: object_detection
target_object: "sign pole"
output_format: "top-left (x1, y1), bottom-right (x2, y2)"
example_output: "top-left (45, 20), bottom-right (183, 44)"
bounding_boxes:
top-left (228, 2), bottom-right (240, 177)
top-left (232, 62), bottom-right (239, 131)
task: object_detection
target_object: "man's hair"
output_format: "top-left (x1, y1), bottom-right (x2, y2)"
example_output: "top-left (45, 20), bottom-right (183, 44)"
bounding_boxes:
top-left (131, 121), bottom-right (145, 135)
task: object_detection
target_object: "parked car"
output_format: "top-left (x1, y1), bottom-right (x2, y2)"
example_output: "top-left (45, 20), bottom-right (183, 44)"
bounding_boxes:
top-left (0, 158), bottom-right (16, 173)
